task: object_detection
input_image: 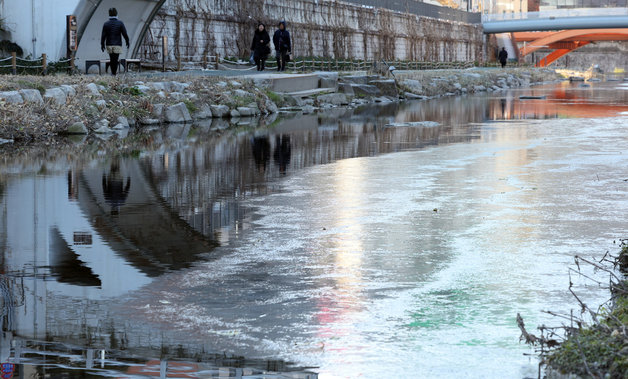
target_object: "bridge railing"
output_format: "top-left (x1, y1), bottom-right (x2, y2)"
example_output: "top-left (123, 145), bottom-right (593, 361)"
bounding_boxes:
top-left (482, 7), bottom-right (628, 22)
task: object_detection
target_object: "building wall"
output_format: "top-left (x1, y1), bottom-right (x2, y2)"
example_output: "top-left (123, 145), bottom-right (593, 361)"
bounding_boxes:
top-left (0, 0), bottom-right (78, 58)
top-left (140, 0), bottom-right (485, 64)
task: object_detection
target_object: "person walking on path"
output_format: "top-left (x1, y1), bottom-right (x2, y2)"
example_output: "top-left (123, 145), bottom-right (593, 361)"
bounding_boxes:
top-left (273, 21), bottom-right (291, 72)
top-left (251, 23), bottom-right (271, 71)
top-left (498, 47), bottom-right (508, 68)
top-left (101, 8), bottom-right (129, 76)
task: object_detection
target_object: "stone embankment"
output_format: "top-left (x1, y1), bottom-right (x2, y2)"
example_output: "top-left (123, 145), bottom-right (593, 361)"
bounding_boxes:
top-left (0, 68), bottom-right (561, 143)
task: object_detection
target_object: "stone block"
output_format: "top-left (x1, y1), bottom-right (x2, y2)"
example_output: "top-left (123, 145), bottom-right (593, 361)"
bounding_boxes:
top-left (164, 102), bottom-right (192, 123)
top-left (19, 89), bottom-right (43, 104)
top-left (44, 88), bottom-right (67, 105)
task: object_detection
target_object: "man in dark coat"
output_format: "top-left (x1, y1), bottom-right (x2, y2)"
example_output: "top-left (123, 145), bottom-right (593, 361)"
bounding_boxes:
top-left (251, 23), bottom-right (271, 71)
top-left (101, 8), bottom-right (130, 76)
top-left (273, 21), bottom-right (291, 72)
top-left (498, 47), bottom-right (508, 68)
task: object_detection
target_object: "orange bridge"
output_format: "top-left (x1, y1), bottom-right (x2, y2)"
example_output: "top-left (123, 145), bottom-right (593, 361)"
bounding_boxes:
top-left (513, 29), bottom-right (628, 67)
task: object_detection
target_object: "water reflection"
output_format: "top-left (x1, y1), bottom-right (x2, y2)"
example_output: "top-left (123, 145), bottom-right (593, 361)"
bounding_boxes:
top-left (0, 83), bottom-right (627, 377)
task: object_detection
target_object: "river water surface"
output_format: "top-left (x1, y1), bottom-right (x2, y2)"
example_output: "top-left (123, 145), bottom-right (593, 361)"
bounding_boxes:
top-left (1, 81), bottom-right (627, 378)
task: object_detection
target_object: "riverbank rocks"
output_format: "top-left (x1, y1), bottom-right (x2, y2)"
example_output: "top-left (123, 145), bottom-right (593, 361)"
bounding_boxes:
top-left (85, 83), bottom-right (101, 97)
top-left (93, 119), bottom-right (114, 134)
top-left (112, 116), bottom-right (130, 130)
top-left (193, 104), bottom-right (213, 119)
top-left (65, 121), bottom-right (88, 135)
top-left (59, 85), bottom-right (76, 98)
top-left (165, 102), bottom-right (192, 123)
top-left (0, 91), bottom-right (24, 104)
top-left (210, 105), bottom-right (230, 118)
top-left (95, 99), bottom-right (107, 110)
top-left (237, 107), bottom-right (256, 117)
top-left (264, 99), bottom-right (278, 114)
top-left (19, 89), bottom-right (44, 105)
top-left (44, 88), bottom-right (67, 105)
top-left (318, 93), bottom-right (348, 106)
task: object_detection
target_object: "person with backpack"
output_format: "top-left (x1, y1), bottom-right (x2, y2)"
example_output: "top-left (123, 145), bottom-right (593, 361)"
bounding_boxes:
top-left (273, 21), bottom-right (291, 72)
top-left (251, 23), bottom-right (271, 71)
top-left (101, 8), bottom-right (129, 76)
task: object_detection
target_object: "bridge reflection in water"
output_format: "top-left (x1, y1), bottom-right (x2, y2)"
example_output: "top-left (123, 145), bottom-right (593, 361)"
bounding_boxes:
top-left (0, 82), bottom-right (626, 377)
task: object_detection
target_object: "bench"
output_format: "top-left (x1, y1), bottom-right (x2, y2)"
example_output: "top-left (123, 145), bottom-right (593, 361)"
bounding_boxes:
top-left (85, 58), bottom-right (141, 74)
top-left (121, 58), bottom-right (141, 73)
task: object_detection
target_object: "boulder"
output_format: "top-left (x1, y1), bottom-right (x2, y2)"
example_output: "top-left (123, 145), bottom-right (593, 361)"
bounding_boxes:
top-left (170, 81), bottom-right (188, 93)
top-left (368, 80), bottom-right (398, 97)
top-left (148, 82), bottom-right (167, 92)
top-left (112, 116), bottom-right (130, 129)
top-left (230, 109), bottom-right (241, 118)
top-left (237, 107), bottom-right (255, 117)
top-left (473, 85), bottom-right (486, 92)
top-left (65, 122), bottom-right (88, 135)
top-left (164, 102), bottom-right (192, 123)
top-left (317, 93), bottom-right (348, 106)
top-left (210, 104), bottom-right (230, 118)
top-left (0, 91), bottom-right (24, 104)
top-left (139, 118), bottom-right (160, 125)
top-left (95, 99), bottom-right (107, 110)
top-left (59, 85), bottom-right (76, 98)
top-left (93, 119), bottom-right (113, 134)
top-left (43, 88), bottom-right (67, 105)
top-left (152, 103), bottom-right (165, 118)
top-left (302, 105), bottom-right (315, 114)
top-left (234, 89), bottom-right (252, 98)
top-left (133, 85), bottom-right (151, 93)
top-left (193, 103), bottom-right (213, 119)
top-left (230, 80), bottom-right (242, 87)
top-left (19, 89), bottom-right (44, 105)
top-left (169, 92), bottom-right (184, 100)
top-left (264, 99), bottom-right (278, 114)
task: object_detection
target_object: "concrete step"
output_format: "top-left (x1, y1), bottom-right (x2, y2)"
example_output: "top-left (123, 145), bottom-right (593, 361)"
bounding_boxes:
top-left (249, 73), bottom-right (321, 93)
top-left (286, 88), bottom-right (335, 98)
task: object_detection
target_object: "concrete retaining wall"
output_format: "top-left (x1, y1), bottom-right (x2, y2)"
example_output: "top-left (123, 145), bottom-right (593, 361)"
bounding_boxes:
top-left (140, 0), bottom-right (484, 64)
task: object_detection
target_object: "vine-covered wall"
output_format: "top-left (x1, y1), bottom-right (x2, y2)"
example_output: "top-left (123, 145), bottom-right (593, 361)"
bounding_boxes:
top-left (140, 0), bottom-right (484, 63)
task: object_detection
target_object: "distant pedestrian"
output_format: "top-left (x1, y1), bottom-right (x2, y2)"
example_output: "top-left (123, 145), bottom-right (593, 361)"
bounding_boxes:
top-left (273, 21), bottom-right (291, 72)
top-left (499, 47), bottom-right (508, 68)
top-left (251, 23), bottom-right (271, 71)
top-left (101, 8), bottom-right (129, 76)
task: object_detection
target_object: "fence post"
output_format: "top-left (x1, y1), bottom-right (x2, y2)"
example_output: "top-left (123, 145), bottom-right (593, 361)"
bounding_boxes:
top-left (215, 53), bottom-right (220, 70)
top-left (70, 55), bottom-right (75, 74)
top-left (11, 52), bottom-right (16, 75)
top-left (42, 53), bottom-right (47, 75)
top-left (202, 54), bottom-right (207, 69)
top-left (162, 36), bottom-right (168, 72)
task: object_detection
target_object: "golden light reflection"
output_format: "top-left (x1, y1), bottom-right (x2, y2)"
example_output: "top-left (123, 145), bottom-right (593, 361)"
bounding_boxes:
top-left (314, 158), bottom-right (367, 342)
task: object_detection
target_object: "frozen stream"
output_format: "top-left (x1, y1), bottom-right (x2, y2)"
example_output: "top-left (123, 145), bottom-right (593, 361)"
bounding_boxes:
top-left (1, 81), bottom-right (627, 378)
